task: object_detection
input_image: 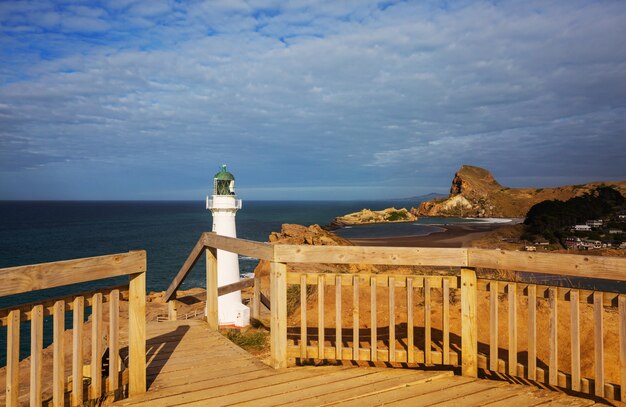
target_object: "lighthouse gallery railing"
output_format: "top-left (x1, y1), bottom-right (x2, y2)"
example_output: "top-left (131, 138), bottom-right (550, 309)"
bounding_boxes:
top-left (165, 232), bottom-right (626, 403)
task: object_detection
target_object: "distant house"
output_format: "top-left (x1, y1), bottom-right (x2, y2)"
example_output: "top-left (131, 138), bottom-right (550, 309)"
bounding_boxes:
top-left (534, 240), bottom-right (549, 246)
top-left (619, 214), bottom-right (626, 220)
top-left (586, 219), bottom-right (603, 228)
top-left (581, 239), bottom-right (602, 249)
top-left (565, 237), bottom-right (581, 249)
top-left (573, 225), bottom-right (592, 232)
top-left (621, 242), bottom-right (626, 249)
top-left (609, 229), bottom-right (623, 234)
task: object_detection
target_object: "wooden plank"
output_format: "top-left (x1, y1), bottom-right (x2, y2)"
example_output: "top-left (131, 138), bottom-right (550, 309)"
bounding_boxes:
top-left (570, 290), bottom-right (581, 392)
top-left (300, 274), bottom-right (307, 360)
top-left (90, 293), bottom-right (103, 400)
top-left (336, 275), bottom-right (343, 360)
top-left (318, 274), bottom-right (325, 360)
top-left (508, 282), bottom-right (517, 376)
top-left (274, 245), bottom-right (468, 266)
top-left (549, 287), bottom-right (558, 386)
top-left (407, 278), bottom-right (414, 364)
top-left (109, 289), bottom-right (120, 392)
top-left (163, 235), bottom-right (205, 302)
top-left (217, 278), bottom-right (254, 297)
top-left (203, 232), bottom-right (273, 261)
top-left (286, 272), bottom-right (458, 289)
top-left (594, 291), bottom-right (604, 397)
top-left (389, 276), bottom-right (395, 362)
top-left (468, 248), bottom-right (626, 282)
top-left (31, 304), bottom-right (43, 407)
top-left (461, 268), bottom-right (477, 377)
top-left (128, 272), bottom-right (146, 396)
top-left (353, 275), bottom-right (359, 361)
top-left (6, 309), bottom-right (19, 407)
top-left (252, 274), bottom-right (261, 320)
top-left (270, 262), bottom-right (287, 369)
top-left (619, 294), bottom-right (626, 401)
top-left (53, 300), bottom-right (65, 407)
top-left (443, 279), bottom-right (450, 365)
top-left (71, 297), bottom-right (83, 406)
top-left (528, 284), bottom-right (537, 381)
top-left (0, 250), bottom-right (146, 297)
top-left (206, 248), bottom-right (218, 330)
top-left (424, 277), bottom-right (432, 365)
top-left (371, 276), bottom-right (377, 362)
top-left (490, 281), bottom-right (498, 371)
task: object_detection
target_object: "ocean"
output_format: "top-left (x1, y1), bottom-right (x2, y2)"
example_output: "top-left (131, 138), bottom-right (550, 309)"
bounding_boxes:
top-left (0, 200), bottom-right (442, 306)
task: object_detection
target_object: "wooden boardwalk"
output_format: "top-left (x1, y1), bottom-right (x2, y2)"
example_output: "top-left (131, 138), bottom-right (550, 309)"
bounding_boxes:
top-left (113, 320), bottom-right (604, 407)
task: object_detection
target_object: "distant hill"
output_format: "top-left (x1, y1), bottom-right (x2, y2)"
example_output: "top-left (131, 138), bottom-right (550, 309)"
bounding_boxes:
top-left (396, 193), bottom-right (447, 202)
top-left (412, 165), bottom-right (626, 218)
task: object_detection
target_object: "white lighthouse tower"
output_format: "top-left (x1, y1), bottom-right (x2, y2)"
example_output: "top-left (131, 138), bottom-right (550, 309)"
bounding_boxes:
top-left (206, 165), bottom-right (248, 326)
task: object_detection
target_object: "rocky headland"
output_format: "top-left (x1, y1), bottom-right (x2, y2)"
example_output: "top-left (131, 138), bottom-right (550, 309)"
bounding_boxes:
top-left (413, 165), bottom-right (626, 218)
top-left (329, 207), bottom-right (416, 229)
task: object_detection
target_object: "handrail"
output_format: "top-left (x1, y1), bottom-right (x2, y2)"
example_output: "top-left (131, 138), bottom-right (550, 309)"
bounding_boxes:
top-left (0, 251), bottom-right (147, 406)
top-left (166, 232), bottom-right (626, 309)
top-left (0, 250), bottom-right (146, 297)
top-left (169, 232), bottom-right (626, 283)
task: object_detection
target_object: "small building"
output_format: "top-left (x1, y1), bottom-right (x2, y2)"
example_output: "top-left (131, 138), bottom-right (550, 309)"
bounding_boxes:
top-left (565, 237), bottom-right (581, 249)
top-left (586, 219), bottom-right (603, 228)
top-left (581, 239), bottom-right (602, 249)
top-left (534, 240), bottom-right (550, 246)
top-left (609, 229), bottom-right (623, 234)
top-left (572, 225), bottom-right (592, 232)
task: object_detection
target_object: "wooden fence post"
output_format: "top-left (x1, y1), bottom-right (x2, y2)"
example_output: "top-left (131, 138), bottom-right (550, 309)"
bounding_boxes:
top-left (168, 299), bottom-right (178, 321)
top-left (270, 262), bottom-right (287, 369)
top-left (129, 271), bottom-right (146, 396)
top-left (461, 267), bottom-right (478, 377)
top-left (206, 247), bottom-right (218, 330)
top-left (252, 274), bottom-right (261, 320)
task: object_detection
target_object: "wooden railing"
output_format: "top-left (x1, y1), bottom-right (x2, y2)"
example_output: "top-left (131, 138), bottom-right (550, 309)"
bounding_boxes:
top-left (166, 232), bottom-right (626, 402)
top-left (0, 251), bottom-right (147, 406)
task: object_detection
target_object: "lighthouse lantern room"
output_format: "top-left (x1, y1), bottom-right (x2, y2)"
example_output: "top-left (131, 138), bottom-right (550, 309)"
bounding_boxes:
top-left (206, 165), bottom-right (248, 327)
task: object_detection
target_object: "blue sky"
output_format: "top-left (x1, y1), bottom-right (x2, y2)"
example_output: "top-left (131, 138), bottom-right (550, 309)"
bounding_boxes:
top-left (0, 0), bottom-right (625, 200)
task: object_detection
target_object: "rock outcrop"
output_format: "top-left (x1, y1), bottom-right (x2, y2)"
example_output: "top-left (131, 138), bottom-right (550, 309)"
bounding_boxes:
top-left (413, 165), bottom-right (626, 218)
top-left (330, 207), bottom-right (416, 228)
top-left (255, 224), bottom-right (379, 277)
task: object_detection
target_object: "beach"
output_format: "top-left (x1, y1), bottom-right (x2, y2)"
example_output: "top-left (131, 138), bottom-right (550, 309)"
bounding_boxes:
top-left (346, 222), bottom-right (511, 248)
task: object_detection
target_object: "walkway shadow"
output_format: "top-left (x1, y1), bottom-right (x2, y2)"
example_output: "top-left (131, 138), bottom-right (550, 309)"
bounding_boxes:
top-left (142, 324), bottom-right (191, 389)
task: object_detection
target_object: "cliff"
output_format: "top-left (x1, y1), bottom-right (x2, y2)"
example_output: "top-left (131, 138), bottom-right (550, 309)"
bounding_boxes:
top-left (330, 207), bottom-right (416, 228)
top-left (413, 165), bottom-right (626, 218)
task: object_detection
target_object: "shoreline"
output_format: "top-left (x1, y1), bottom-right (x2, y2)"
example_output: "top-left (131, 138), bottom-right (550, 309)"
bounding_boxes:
top-left (347, 222), bottom-right (508, 248)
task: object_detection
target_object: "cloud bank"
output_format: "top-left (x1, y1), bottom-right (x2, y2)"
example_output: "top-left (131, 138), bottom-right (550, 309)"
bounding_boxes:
top-left (1, 0), bottom-right (625, 199)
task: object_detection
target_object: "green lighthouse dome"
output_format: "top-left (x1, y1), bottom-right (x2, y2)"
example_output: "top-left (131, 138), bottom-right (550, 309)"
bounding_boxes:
top-left (214, 164), bottom-right (235, 181)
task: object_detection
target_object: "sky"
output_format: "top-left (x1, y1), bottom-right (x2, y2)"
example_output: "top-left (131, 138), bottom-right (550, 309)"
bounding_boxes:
top-left (0, 0), bottom-right (625, 200)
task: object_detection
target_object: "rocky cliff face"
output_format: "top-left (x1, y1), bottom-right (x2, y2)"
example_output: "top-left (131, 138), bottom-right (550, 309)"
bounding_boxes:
top-left (412, 165), bottom-right (626, 218)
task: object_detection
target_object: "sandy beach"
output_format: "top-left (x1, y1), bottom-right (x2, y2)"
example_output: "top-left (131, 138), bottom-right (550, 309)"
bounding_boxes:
top-left (347, 222), bottom-right (510, 248)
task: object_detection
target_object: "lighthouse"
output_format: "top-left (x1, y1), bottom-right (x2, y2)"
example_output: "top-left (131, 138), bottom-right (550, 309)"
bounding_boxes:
top-left (206, 165), bottom-right (248, 327)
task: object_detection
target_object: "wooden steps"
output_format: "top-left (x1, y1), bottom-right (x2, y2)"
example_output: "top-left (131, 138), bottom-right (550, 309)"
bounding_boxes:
top-left (113, 320), bottom-right (606, 407)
